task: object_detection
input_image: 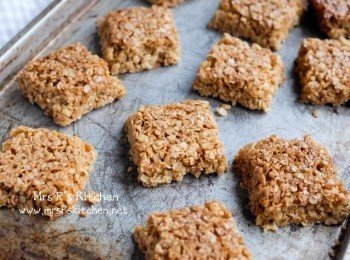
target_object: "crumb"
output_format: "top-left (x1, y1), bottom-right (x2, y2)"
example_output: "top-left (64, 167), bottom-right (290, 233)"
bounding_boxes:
top-left (216, 107), bottom-right (228, 116)
top-left (99, 6), bottom-right (180, 75)
top-left (222, 104), bottom-right (232, 110)
top-left (193, 34), bottom-right (284, 111)
top-left (127, 166), bottom-right (133, 173)
top-left (18, 43), bottom-right (125, 126)
top-left (311, 0), bottom-right (350, 39)
top-left (134, 201), bottom-right (251, 259)
top-left (146, 0), bottom-right (184, 7)
top-left (85, 191), bottom-right (100, 205)
top-left (125, 100), bottom-right (228, 187)
top-left (296, 38), bottom-right (350, 106)
top-left (209, 0), bottom-right (305, 50)
top-left (234, 135), bottom-right (350, 231)
top-left (79, 210), bottom-right (88, 217)
top-left (312, 110), bottom-right (318, 118)
top-left (0, 126), bottom-right (97, 219)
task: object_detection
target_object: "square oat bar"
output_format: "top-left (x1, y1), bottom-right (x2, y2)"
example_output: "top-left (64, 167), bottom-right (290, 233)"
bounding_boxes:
top-left (311, 0), bottom-right (350, 39)
top-left (134, 201), bottom-right (251, 259)
top-left (99, 6), bottom-right (180, 75)
top-left (126, 100), bottom-right (227, 187)
top-left (0, 126), bottom-right (97, 219)
top-left (18, 43), bottom-right (125, 126)
top-left (234, 135), bottom-right (350, 231)
top-left (210, 0), bottom-right (304, 50)
top-left (193, 34), bottom-right (284, 111)
top-left (296, 38), bottom-right (350, 106)
top-left (147, 0), bottom-right (184, 7)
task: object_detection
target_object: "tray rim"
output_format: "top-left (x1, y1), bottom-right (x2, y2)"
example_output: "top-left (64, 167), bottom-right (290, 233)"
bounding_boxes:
top-left (0, 0), bottom-right (98, 90)
top-left (0, 1), bottom-right (59, 57)
top-left (0, 1), bottom-right (349, 259)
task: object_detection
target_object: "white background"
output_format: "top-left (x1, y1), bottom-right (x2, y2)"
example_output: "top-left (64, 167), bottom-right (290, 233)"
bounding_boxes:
top-left (0, 0), bottom-right (52, 48)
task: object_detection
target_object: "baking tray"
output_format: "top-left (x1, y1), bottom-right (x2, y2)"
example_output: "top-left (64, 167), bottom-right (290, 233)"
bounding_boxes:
top-left (0, 0), bottom-right (349, 259)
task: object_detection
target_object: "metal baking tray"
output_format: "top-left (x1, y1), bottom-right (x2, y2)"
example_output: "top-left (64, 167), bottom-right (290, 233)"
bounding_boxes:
top-left (0, 0), bottom-right (349, 259)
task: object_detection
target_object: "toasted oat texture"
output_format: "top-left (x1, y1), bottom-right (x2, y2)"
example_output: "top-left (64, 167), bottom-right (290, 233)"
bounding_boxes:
top-left (209, 0), bottom-right (304, 50)
top-left (126, 100), bottom-right (228, 187)
top-left (0, 126), bottom-right (97, 219)
top-left (234, 135), bottom-right (350, 231)
top-left (18, 43), bottom-right (125, 126)
top-left (193, 34), bottom-right (285, 111)
top-left (296, 38), bottom-right (350, 106)
top-left (99, 6), bottom-right (180, 75)
top-left (311, 0), bottom-right (350, 39)
top-left (19, 43), bottom-right (125, 126)
top-left (147, 0), bottom-right (184, 7)
top-left (134, 201), bottom-right (251, 259)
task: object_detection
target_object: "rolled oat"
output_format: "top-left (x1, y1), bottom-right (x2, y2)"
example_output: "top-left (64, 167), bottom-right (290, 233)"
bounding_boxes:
top-left (216, 107), bottom-right (228, 116)
top-left (222, 104), bottom-right (232, 110)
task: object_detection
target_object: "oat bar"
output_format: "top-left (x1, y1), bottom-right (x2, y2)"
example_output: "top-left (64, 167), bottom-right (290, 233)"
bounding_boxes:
top-left (99, 6), bottom-right (180, 75)
top-left (193, 34), bottom-right (285, 111)
top-left (18, 43), bottom-right (125, 126)
top-left (234, 135), bottom-right (350, 231)
top-left (296, 38), bottom-right (350, 106)
top-left (311, 0), bottom-right (350, 39)
top-left (0, 126), bottom-right (97, 219)
top-left (147, 0), bottom-right (184, 7)
top-left (209, 0), bottom-right (304, 50)
top-left (125, 100), bottom-right (228, 187)
top-left (134, 201), bottom-right (251, 259)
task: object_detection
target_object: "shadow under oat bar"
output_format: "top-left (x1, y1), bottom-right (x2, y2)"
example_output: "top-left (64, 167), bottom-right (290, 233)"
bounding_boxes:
top-left (18, 43), bottom-right (125, 126)
top-left (134, 201), bottom-right (251, 259)
top-left (0, 126), bottom-right (97, 219)
top-left (193, 34), bottom-right (285, 112)
top-left (98, 6), bottom-right (180, 75)
top-left (311, 0), bottom-right (350, 39)
top-left (146, 0), bottom-right (184, 7)
top-left (125, 100), bottom-right (228, 187)
top-left (296, 38), bottom-right (350, 106)
top-left (209, 0), bottom-right (304, 50)
top-left (234, 135), bottom-right (350, 231)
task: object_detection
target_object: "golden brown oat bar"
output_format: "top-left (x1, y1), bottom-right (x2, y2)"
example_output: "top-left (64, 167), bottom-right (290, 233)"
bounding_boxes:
top-left (0, 126), bottom-right (97, 219)
top-left (134, 201), bottom-right (251, 259)
top-left (234, 135), bottom-right (350, 231)
top-left (147, 0), bottom-right (184, 7)
top-left (18, 43), bottom-right (125, 126)
top-left (98, 6), bottom-right (180, 75)
top-left (296, 38), bottom-right (350, 106)
top-left (193, 34), bottom-right (285, 112)
top-left (210, 0), bottom-right (304, 50)
top-left (311, 0), bottom-right (350, 39)
top-left (126, 100), bottom-right (227, 187)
